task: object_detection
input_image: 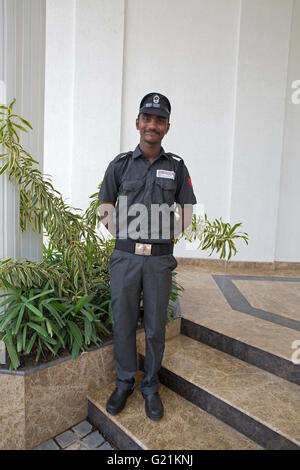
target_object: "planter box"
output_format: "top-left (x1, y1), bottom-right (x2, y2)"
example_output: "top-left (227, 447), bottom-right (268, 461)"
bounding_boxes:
top-left (0, 318), bottom-right (181, 450)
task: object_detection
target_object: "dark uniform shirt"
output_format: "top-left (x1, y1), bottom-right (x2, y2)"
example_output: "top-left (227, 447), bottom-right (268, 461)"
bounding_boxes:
top-left (98, 145), bottom-right (197, 244)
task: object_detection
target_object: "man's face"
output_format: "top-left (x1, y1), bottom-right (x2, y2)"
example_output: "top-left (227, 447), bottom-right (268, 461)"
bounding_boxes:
top-left (136, 113), bottom-right (170, 145)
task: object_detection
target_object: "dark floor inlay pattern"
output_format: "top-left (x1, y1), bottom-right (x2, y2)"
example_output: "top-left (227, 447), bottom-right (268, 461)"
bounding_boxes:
top-left (212, 275), bottom-right (300, 332)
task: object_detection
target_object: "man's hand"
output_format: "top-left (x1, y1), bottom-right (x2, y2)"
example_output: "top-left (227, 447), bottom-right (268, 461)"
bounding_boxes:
top-left (173, 204), bottom-right (193, 240)
top-left (98, 200), bottom-right (116, 237)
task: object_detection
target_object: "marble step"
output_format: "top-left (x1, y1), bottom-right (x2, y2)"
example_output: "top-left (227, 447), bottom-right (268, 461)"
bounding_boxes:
top-left (87, 371), bottom-right (262, 450)
top-left (138, 334), bottom-right (300, 450)
top-left (176, 270), bottom-right (300, 384)
top-left (181, 317), bottom-right (300, 385)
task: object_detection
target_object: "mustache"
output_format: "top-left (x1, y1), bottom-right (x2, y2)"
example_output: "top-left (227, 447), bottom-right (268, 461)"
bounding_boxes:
top-left (144, 129), bottom-right (160, 135)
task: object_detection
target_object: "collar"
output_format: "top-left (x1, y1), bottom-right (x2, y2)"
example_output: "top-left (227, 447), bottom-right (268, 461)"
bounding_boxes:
top-left (132, 145), bottom-right (170, 160)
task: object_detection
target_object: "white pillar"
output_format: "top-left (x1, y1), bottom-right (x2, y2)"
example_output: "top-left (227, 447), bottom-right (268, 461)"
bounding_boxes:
top-left (275, 0), bottom-right (300, 262)
top-left (0, 0), bottom-right (46, 263)
top-left (229, 0), bottom-right (293, 261)
top-left (0, 0), bottom-right (46, 363)
top-left (0, 1), bottom-right (21, 263)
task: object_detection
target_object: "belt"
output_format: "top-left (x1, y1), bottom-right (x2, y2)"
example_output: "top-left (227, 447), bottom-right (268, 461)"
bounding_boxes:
top-left (115, 239), bottom-right (174, 256)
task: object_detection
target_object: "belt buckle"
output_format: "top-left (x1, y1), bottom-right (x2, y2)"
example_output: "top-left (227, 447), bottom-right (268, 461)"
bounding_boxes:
top-left (135, 243), bottom-right (152, 256)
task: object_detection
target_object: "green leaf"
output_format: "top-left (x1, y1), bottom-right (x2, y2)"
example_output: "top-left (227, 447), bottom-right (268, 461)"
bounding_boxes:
top-left (45, 318), bottom-right (53, 337)
top-left (228, 222), bottom-right (241, 235)
top-left (8, 150), bottom-right (16, 170)
top-left (12, 304), bottom-right (26, 335)
top-left (0, 258), bottom-right (12, 267)
top-left (43, 303), bottom-right (65, 328)
top-left (0, 296), bottom-right (16, 308)
top-left (12, 123), bottom-right (28, 133)
top-left (43, 340), bottom-right (57, 356)
top-left (67, 320), bottom-right (83, 346)
top-left (61, 304), bottom-right (77, 318)
top-left (35, 339), bottom-right (42, 362)
top-left (0, 160), bottom-right (9, 175)
top-left (22, 324), bottom-right (28, 350)
top-left (18, 117), bottom-right (33, 130)
top-left (8, 98), bottom-right (16, 112)
top-left (0, 306), bottom-right (20, 330)
top-left (28, 313), bottom-right (45, 323)
top-left (4, 329), bottom-right (20, 369)
top-left (21, 298), bottom-right (44, 318)
top-left (71, 341), bottom-right (80, 359)
top-left (25, 332), bottom-right (37, 354)
top-left (81, 309), bottom-right (94, 322)
top-left (84, 317), bottom-right (92, 345)
top-left (49, 323), bottom-right (65, 348)
top-left (51, 300), bottom-right (67, 313)
top-left (17, 330), bottom-right (23, 353)
top-left (0, 277), bottom-right (20, 293)
top-left (28, 322), bottom-right (55, 343)
top-left (26, 289), bottom-right (54, 302)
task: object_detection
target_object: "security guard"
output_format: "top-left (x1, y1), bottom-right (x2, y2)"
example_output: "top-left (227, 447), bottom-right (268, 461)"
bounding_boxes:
top-left (98, 92), bottom-right (197, 421)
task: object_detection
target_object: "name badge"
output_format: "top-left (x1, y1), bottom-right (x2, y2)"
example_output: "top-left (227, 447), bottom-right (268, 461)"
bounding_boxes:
top-left (156, 169), bottom-right (175, 180)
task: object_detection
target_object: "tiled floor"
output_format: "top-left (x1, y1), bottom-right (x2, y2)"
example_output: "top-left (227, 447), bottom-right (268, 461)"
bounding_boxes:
top-left (34, 420), bottom-right (117, 450)
top-left (176, 267), bottom-right (300, 360)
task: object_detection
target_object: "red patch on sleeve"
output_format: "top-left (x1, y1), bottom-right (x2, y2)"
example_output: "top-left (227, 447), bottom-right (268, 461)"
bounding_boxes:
top-left (188, 177), bottom-right (193, 189)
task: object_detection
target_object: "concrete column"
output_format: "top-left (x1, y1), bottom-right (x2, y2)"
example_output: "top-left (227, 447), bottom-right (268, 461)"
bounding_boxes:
top-left (0, 0), bottom-right (46, 363)
top-left (229, 0), bottom-right (294, 261)
top-left (275, 0), bottom-right (300, 262)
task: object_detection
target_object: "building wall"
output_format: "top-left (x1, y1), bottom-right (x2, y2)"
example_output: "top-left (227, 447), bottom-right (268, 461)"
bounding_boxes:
top-left (44, 0), bottom-right (76, 205)
top-left (43, 0), bottom-right (300, 262)
top-left (275, 0), bottom-right (300, 262)
top-left (229, 0), bottom-right (293, 261)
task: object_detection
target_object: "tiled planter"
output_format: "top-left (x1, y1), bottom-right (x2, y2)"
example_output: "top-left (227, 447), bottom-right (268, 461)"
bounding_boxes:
top-left (0, 318), bottom-right (181, 450)
top-left (0, 335), bottom-right (115, 450)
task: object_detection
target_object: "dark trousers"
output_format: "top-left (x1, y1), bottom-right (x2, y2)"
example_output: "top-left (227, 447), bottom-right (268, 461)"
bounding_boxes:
top-left (109, 248), bottom-right (177, 395)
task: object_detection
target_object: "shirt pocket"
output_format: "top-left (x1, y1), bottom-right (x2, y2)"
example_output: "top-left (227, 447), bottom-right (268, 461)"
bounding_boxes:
top-left (154, 178), bottom-right (177, 205)
top-left (120, 179), bottom-right (145, 207)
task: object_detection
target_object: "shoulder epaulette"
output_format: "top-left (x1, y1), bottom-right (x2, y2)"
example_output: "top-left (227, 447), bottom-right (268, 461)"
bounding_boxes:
top-left (167, 152), bottom-right (183, 162)
top-left (114, 151), bottom-right (133, 162)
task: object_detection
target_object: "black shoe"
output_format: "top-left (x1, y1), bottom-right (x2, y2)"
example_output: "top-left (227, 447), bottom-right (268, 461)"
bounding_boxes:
top-left (142, 392), bottom-right (164, 421)
top-left (106, 387), bottom-right (134, 415)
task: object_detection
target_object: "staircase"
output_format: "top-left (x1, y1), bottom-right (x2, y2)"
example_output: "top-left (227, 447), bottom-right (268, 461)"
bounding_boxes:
top-left (87, 267), bottom-right (300, 450)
